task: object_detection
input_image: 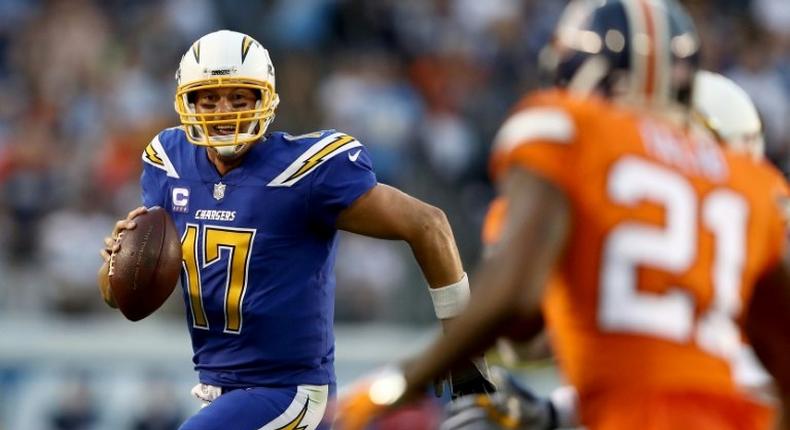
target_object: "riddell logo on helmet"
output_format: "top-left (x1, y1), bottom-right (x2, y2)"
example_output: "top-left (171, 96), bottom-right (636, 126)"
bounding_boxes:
top-left (210, 69), bottom-right (232, 76)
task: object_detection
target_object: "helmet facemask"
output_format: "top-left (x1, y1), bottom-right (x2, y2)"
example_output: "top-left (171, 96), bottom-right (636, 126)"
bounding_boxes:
top-left (175, 78), bottom-right (280, 155)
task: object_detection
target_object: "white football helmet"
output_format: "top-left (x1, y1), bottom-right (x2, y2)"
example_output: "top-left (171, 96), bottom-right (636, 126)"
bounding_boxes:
top-left (693, 70), bottom-right (764, 159)
top-left (174, 30), bottom-right (280, 157)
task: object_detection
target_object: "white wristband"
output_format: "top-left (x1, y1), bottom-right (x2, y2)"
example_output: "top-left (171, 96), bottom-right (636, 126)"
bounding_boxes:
top-left (429, 272), bottom-right (470, 319)
top-left (549, 385), bottom-right (580, 428)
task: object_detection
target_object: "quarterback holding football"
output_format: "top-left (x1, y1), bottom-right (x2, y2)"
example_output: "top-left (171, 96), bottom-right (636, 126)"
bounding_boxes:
top-left (97, 30), bottom-right (492, 430)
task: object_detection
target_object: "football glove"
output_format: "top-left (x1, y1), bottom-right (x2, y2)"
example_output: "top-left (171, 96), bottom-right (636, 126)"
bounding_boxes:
top-left (440, 367), bottom-right (557, 430)
top-left (448, 355), bottom-right (497, 399)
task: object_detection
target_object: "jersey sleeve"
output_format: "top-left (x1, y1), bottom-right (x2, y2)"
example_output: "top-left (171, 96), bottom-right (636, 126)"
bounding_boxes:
top-left (490, 91), bottom-right (581, 194)
top-left (139, 132), bottom-right (178, 208)
top-left (308, 143), bottom-right (377, 228)
top-left (140, 162), bottom-right (167, 208)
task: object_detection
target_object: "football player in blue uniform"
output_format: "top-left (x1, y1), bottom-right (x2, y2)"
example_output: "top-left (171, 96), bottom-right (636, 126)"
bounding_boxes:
top-left (97, 30), bottom-right (491, 430)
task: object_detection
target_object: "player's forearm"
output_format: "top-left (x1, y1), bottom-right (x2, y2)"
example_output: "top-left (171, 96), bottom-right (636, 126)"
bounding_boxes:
top-left (404, 171), bottom-right (568, 393)
top-left (406, 204), bottom-right (464, 289)
top-left (406, 206), bottom-right (469, 327)
top-left (402, 261), bottom-right (540, 393)
top-left (405, 242), bottom-right (549, 390)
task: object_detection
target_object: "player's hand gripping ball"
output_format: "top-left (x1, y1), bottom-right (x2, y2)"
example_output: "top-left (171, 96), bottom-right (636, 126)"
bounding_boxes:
top-left (109, 207), bottom-right (181, 321)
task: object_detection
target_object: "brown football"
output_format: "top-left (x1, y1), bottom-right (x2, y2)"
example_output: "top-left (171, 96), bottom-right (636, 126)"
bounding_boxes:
top-left (109, 207), bottom-right (181, 321)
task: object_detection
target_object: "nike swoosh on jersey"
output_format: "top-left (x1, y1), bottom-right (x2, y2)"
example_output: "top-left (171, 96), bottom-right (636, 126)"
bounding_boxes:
top-left (348, 150), bottom-right (362, 162)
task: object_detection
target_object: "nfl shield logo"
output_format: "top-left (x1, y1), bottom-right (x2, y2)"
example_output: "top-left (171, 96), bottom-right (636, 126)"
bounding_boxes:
top-left (213, 182), bottom-right (226, 201)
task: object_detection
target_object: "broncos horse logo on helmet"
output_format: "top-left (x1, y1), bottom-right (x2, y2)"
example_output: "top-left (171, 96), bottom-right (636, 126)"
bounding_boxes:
top-left (540, 0), bottom-right (700, 107)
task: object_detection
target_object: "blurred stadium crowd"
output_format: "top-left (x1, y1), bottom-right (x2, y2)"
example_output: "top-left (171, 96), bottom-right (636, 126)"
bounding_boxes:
top-left (0, 0), bottom-right (789, 429)
top-left (0, 0), bottom-right (789, 323)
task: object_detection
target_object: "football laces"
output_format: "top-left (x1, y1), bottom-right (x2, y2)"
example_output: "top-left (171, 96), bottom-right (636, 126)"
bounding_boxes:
top-left (108, 231), bottom-right (124, 277)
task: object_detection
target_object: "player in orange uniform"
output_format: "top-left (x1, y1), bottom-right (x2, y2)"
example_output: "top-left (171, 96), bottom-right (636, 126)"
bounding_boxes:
top-left (334, 1), bottom-right (790, 429)
top-left (454, 69), bottom-right (789, 430)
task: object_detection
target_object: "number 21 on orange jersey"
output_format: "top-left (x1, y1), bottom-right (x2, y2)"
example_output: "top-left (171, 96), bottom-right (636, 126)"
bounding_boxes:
top-left (599, 156), bottom-right (745, 361)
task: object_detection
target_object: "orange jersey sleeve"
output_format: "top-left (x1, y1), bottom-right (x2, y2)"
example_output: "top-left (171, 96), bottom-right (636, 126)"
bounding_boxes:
top-left (490, 90), bottom-right (587, 195)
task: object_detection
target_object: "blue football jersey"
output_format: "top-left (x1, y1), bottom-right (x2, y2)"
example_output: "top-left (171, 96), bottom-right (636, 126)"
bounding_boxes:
top-left (139, 128), bottom-right (377, 388)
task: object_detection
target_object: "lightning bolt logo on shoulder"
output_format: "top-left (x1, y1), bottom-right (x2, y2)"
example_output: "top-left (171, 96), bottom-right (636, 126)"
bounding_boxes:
top-left (141, 135), bottom-right (180, 179)
top-left (268, 132), bottom-right (362, 187)
top-left (144, 143), bottom-right (164, 167)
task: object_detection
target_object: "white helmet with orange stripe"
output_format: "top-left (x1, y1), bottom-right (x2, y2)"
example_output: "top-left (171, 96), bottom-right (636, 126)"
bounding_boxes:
top-left (693, 70), bottom-right (764, 160)
top-left (541, 0), bottom-right (701, 108)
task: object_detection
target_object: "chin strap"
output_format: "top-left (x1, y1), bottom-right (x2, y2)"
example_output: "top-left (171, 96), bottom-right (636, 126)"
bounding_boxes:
top-left (215, 143), bottom-right (249, 159)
